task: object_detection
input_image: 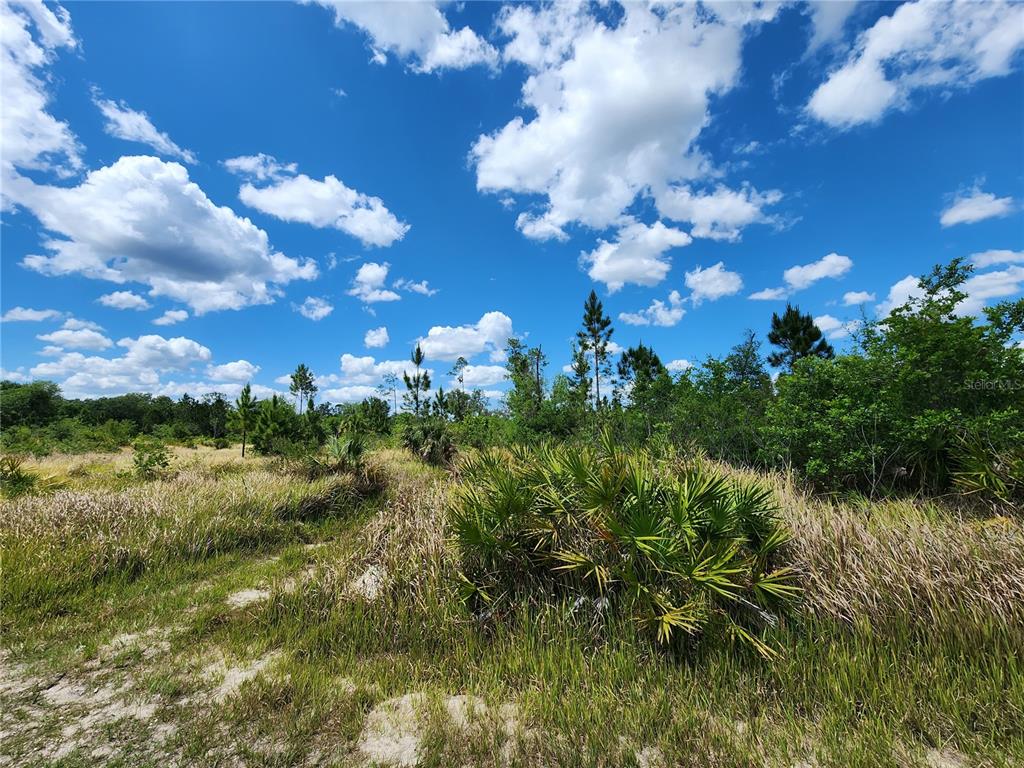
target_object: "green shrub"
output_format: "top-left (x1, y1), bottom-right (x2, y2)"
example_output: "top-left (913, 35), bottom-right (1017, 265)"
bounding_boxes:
top-left (0, 456), bottom-right (40, 498)
top-left (325, 433), bottom-right (365, 471)
top-left (951, 431), bottom-right (1024, 505)
top-left (132, 437), bottom-right (170, 479)
top-left (765, 262), bottom-right (1024, 494)
top-left (0, 456), bottom-right (63, 499)
top-left (450, 435), bottom-right (798, 656)
top-left (402, 418), bottom-right (456, 466)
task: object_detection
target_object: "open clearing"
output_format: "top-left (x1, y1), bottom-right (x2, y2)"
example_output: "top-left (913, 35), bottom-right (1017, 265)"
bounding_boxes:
top-left (1, 447), bottom-right (1022, 767)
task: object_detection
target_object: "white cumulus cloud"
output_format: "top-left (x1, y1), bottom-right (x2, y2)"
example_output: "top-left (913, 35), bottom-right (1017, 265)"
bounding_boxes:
top-left (581, 220), bottom-right (691, 293)
top-left (474, 2), bottom-right (780, 241)
top-left (750, 253), bottom-right (853, 299)
top-left (13, 156), bottom-right (317, 314)
top-left (153, 309), bottom-right (188, 326)
top-left (37, 318), bottom-right (112, 351)
top-left (843, 290), bottom-right (876, 305)
top-left (235, 158), bottom-right (409, 248)
top-left (93, 93), bottom-right (196, 163)
top-left (1, 306), bottom-right (62, 322)
top-left (460, 364), bottom-right (507, 388)
top-left (814, 314), bottom-right (860, 340)
top-left (98, 290), bottom-right (150, 310)
top-left (971, 249), bottom-right (1024, 268)
top-left (294, 296), bottom-right (334, 321)
top-left (348, 262), bottom-right (401, 304)
top-left (364, 326), bottom-right (389, 349)
top-left (808, 0), bottom-right (1024, 128)
top-left (305, 0), bottom-right (497, 73)
top-left (0, 0), bottom-right (81, 206)
top-left (207, 359), bottom-right (260, 382)
top-left (619, 290), bottom-right (686, 327)
top-left (685, 263), bottom-right (743, 306)
top-left (30, 333), bottom-right (212, 398)
top-left (419, 311), bottom-right (513, 362)
top-left (940, 187), bottom-right (1014, 227)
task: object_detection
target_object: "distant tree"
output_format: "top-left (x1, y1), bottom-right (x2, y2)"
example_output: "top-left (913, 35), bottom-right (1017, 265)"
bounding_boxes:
top-left (289, 363), bottom-right (317, 414)
top-left (449, 357), bottom-right (468, 391)
top-left (446, 388), bottom-right (486, 422)
top-left (0, 380), bottom-right (62, 428)
top-left (432, 387), bottom-right (449, 419)
top-left (402, 344), bottom-right (431, 417)
top-left (357, 396), bottom-right (391, 433)
top-left (767, 304), bottom-right (834, 370)
top-left (505, 338), bottom-right (546, 422)
top-left (578, 290), bottom-right (613, 409)
top-left (202, 392), bottom-right (230, 438)
top-left (725, 331), bottom-right (773, 391)
top-left (250, 394), bottom-right (298, 454)
top-left (229, 383), bottom-right (258, 457)
top-left (617, 343), bottom-right (666, 393)
top-left (567, 342), bottom-right (592, 414)
top-left (378, 373), bottom-right (400, 415)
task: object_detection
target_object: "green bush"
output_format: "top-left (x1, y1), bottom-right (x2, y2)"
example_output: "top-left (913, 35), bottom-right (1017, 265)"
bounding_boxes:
top-left (450, 435), bottom-right (798, 656)
top-left (764, 261), bottom-right (1024, 494)
top-left (0, 456), bottom-right (64, 499)
top-left (402, 418), bottom-right (456, 466)
top-left (132, 437), bottom-right (170, 479)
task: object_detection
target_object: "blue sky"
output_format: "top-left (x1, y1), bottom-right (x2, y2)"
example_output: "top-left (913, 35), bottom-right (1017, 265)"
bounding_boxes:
top-left (2, 0), bottom-right (1022, 404)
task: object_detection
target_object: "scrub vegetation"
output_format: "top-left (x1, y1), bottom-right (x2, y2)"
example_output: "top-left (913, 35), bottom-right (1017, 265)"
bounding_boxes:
top-left (1, 259), bottom-right (1022, 766)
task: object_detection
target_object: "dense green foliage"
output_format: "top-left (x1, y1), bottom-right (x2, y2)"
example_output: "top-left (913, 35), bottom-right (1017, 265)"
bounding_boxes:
top-left (451, 437), bottom-right (798, 655)
top-left (3, 259), bottom-right (1021, 501)
top-left (767, 303), bottom-right (834, 369)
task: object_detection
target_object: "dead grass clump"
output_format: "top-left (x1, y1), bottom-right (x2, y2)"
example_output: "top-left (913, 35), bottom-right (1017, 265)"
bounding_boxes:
top-left (723, 464), bottom-right (1024, 632)
top-left (0, 468), bottom-right (358, 616)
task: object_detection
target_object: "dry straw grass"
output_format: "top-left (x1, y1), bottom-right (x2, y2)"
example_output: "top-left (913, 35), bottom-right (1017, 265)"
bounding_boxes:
top-left (721, 462), bottom-right (1024, 632)
top-left (0, 462), bottom-right (355, 614)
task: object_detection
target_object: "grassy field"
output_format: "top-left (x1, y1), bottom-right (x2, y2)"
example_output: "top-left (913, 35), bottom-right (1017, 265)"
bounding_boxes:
top-left (1, 445), bottom-right (1021, 767)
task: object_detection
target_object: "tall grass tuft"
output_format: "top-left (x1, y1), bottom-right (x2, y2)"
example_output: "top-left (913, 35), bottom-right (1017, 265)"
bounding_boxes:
top-left (0, 465), bottom-right (365, 620)
top-left (449, 434), bottom-right (799, 656)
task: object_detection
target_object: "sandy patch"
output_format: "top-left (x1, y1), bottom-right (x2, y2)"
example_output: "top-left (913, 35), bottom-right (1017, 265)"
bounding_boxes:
top-left (358, 693), bottom-right (426, 767)
top-left (349, 565), bottom-right (385, 601)
top-left (226, 588), bottom-right (271, 608)
top-left (203, 651), bottom-right (282, 703)
top-left (357, 693), bottom-right (513, 767)
top-left (925, 748), bottom-right (967, 768)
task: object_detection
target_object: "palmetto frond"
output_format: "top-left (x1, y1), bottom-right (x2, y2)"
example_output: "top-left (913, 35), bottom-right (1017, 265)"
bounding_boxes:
top-left (449, 439), bottom-right (799, 656)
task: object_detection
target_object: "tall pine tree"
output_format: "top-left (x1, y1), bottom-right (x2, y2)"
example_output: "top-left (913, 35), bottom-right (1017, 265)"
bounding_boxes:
top-left (289, 363), bottom-right (317, 414)
top-left (403, 344), bottom-right (431, 416)
top-left (577, 290), bottom-right (613, 409)
top-left (766, 304), bottom-right (834, 370)
top-left (229, 383), bottom-right (258, 458)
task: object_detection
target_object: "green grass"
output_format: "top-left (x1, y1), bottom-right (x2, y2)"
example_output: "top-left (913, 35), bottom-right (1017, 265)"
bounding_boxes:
top-left (1, 446), bottom-right (1021, 766)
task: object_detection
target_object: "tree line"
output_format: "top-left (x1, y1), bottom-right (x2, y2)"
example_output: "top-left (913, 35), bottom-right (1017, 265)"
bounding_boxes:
top-left (2, 258), bottom-right (1021, 499)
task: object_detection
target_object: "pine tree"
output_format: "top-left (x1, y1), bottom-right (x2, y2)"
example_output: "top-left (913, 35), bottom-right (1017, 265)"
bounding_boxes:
top-left (504, 338), bottom-right (546, 422)
top-left (577, 290), bottom-right (613, 409)
top-left (229, 383), bottom-right (258, 458)
top-left (568, 341), bottom-right (592, 413)
top-left (289, 363), bottom-right (317, 414)
top-left (403, 344), bottom-right (431, 416)
top-left (377, 373), bottom-right (400, 414)
top-left (617, 342), bottom-right (665, 388)
top-left (767, 304), bottom-right (834, 370)
top-left (448, 357), bottom-right (468, 391)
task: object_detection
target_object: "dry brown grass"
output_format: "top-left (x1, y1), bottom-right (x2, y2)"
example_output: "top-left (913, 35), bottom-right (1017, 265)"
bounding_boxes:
top-left (310, 449), bottom-right (454, 612)
top-left (0, 463), bottom-right (356, 615)
top-left (16, 444), bottom-right (253, 485)
top-left (717, 461), bottom-right (1024, 632)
